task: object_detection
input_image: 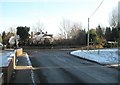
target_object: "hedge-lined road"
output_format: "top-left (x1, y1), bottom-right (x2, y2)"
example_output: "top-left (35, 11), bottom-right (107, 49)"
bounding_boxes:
top-left (26, 49), bottom-right (119, 83)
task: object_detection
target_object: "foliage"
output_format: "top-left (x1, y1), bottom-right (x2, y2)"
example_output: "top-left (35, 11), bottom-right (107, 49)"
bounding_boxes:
top-left (2, 31), bottom-right (14, 45)
top-left (2, 31), bottom-right (6, 44)
top-left (111, 27), bottom-right (119, 41)
top-left (0, 34), bottom-right (2, 43)
top-left (89, 29), bottom-right (95, 43)
top-left (58, 19), bottom-right (87, 46)
top-left (105, 27), bottom-right (112, 41)
top-left (17, 26), bottom-right (30, 40)
top-left (109, 7), bottom-right (118, 28)
top-left (59, 19), bottom-right (72, 39)
top-left (17, 26), bottom-right (30, 44)
top-left (96, 25), bottom-right (104, 37)
top-left (89, 26), bottom-right (104, 45)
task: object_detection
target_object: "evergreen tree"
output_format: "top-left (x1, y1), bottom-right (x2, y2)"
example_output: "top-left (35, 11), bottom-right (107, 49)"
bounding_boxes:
top-left (16, 26), bottom-right (30, 45)
top-left (2, 31), bottom-right (6, 44)
top-left (111, 27), bottom-right (119, 41)
top-left (96, 25), bottom-right (104, 38)
top-left (105, 27), bottom-right (112, 41)
top-left (90, 29), bottom-right (102, 45)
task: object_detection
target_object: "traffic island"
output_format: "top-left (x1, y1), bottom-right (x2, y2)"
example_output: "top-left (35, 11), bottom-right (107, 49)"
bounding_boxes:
top-left (0, 51), bottom-right (16, 84)
top-left (1, 48), bottom-right (39, 84)
top-left (9, 48), bottom-right (39, 84)
top-left (1, 48), bottom-right (23, 84)
top-left (2, 58), bottom-right (14, 83)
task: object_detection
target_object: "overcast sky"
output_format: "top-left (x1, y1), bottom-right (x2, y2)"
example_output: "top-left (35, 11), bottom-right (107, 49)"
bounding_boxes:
top-left (0, 0), bottom-right (119, 35)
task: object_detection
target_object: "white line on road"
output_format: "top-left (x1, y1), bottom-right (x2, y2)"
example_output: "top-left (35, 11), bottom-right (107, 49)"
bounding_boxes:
top-left (25, 53), bottom-right (36, 85)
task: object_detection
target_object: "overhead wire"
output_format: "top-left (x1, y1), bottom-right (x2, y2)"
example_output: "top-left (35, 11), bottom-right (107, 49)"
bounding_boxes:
top-left (89, 0), bottom-right (104, 18)
top-left (87, 0), bottom-right (104, 50)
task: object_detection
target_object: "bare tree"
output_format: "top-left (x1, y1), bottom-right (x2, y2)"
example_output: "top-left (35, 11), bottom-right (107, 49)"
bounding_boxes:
top-left (67, 23), bottom-right (82, 39)
top-left (37, 21), bottom-right (44, 32)
top-left (33, 21), bottom-right (45, 33)
top-left (59, 19), bottom-right (71, 39)
top-left (32, 26), bottom-right (37, 34)
top-left (109, 7), bottom-right (118, 28)
top-left (59, 18), bottom-right (83, 40)
top-left (9, 27), bottom-right (16, 34)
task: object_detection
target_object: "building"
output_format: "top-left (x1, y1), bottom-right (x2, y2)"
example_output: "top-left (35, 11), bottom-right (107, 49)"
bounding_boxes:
top-left (29, 32), bottom-right (53, 45)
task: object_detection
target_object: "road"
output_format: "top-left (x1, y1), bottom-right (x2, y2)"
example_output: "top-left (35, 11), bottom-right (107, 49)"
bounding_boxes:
top-left (26, 49), bottom-right (119, 84)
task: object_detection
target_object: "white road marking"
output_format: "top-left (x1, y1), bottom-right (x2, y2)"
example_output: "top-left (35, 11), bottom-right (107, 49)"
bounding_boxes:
top-left (25, 53), bottom-right (36, 85)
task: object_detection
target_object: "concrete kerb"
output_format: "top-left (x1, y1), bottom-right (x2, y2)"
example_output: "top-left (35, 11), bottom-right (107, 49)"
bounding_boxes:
top-left (14, 48), bottom-right (36, 84)
top-left (26, 53), bottom-right (36, 84)
top-left (23, 53), bottom-right (36, 84)
top-left (0, 73), bottom-right (3, 85)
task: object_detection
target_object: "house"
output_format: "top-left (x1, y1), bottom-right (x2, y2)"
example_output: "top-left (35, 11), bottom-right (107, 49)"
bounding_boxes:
top-left (29, 32), bottom-right (53, 45)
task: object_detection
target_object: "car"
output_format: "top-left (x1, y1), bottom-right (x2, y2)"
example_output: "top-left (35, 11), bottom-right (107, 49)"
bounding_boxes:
top-left (0, 43), bottom-right (3, 50)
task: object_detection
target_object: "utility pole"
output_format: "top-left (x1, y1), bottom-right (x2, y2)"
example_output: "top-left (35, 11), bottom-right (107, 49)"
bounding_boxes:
top-left (87, 0), bottom-right (104, 50)
top-left (87, 18), bottom-right (90, 50)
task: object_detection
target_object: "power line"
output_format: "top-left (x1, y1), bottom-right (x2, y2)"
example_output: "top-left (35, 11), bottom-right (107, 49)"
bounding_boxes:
top-left (87, 0), bottom-right (104, 50)
top-left (89, 0), bottom-right (104, 18)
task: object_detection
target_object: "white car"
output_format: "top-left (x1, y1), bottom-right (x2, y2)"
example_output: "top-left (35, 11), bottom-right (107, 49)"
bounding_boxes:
top-left (0, 43), bottom-right (3, 50)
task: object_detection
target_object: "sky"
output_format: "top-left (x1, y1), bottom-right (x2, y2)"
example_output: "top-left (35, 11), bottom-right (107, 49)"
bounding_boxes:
top-left (0, 0), bottom-right (119, 35)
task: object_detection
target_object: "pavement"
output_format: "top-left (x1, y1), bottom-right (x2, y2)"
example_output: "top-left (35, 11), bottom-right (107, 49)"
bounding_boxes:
top-left (10, 52), bottom-right (40, 84)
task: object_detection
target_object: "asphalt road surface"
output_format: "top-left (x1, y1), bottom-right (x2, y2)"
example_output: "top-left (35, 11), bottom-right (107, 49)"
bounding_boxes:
top-left (26, 49), bottom-right (119, 84)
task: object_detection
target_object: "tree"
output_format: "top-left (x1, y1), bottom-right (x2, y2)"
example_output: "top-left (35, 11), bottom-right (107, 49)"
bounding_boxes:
top-left (90, 29), bottom-right (96, 43)
top-left (57, 19), bottom-right (87, 46)
top-left (105, 27), bottom-right (112, 41)
top-left (9, 27), bottom-right (16, 34)
top-left (33, 21), bottom-right (45, 33)
top-left (59, 19), bottom-right (71, 39)
top-left (68, 23), bottom-right (86, 45)
top-left (16, 26), bottom-right (30, 44)
top-left (2, 31), bottom-right (6, 44)
top-left (76, 29), bottom-right (86, 45)
top-left (111, 27), bottom-right (119, 41)
top-left (68, 23), bottom-right (82, 38)
top-left (1, 31), bottom-right (14, 45)
top-left (89, 29), bottom-right (102, 44)
top-left (109, 7), bottom-right (120, 43)
top-left (118, 28), bottom-right (120, 47)
top-left (96, 25), bottom-right (104, 38)
top-left (109, 7), bottom-right (118, 28)
top-left (0, 34), bottom-right (2, 43)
